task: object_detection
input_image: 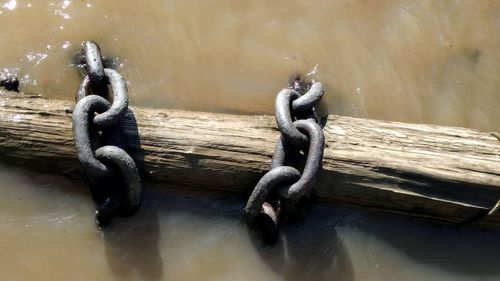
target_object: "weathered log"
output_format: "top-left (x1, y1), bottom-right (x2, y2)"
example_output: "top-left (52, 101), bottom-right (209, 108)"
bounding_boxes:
top-left (1, 91), bottom-right (500, 225)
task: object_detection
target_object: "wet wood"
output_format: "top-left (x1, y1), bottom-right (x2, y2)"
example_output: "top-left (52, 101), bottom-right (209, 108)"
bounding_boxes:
top-left (1, 91), bottom-right (500, 225)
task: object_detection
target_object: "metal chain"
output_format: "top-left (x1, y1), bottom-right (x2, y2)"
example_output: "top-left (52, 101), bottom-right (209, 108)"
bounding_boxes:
top-left (72, 40), bottom-right (142, 227)
top-left (81, 41), bottom-right (109, 97)
top-left (245, 77), bottom-right (325, 243)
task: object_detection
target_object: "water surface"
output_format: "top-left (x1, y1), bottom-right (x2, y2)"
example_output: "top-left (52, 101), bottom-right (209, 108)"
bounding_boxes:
top-left (0, 1), bottom-right (499, 280)
top-left (0, 0), bottom-right (499, 130)
top-left (1, 164), bottom-right (499, 281)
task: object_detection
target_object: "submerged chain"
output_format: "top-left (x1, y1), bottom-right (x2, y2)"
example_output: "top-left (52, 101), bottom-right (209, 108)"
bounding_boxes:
top-left (72, 41), bottom-right (142, 226)
top-left (245, 77), bottom-right (325, 243)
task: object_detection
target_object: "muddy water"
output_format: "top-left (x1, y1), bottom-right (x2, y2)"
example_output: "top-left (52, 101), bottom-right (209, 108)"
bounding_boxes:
top-left (0, 1), bottom-right (500, 280)
top-left (1, 163), bottom-right (500, 281)
top-left (1, 0), bottom-right (500, 130)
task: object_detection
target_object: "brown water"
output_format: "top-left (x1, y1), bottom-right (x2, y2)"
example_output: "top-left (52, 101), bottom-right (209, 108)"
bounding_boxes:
top-left (1, 163), bottom-right (499, 281)
top-left (0, 1), bottom-right (499, 280)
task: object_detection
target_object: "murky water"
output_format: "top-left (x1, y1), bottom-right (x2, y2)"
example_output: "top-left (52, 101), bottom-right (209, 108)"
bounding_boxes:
top-left (1, 163), bottom-right (499, 281)
top-left (1, 0), bottom-right (500, 130)
top-left (0, 1), bottom-right (499, 280)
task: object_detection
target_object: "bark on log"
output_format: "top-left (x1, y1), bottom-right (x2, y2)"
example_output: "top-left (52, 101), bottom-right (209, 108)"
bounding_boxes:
top-left (1, 91), bottom-right (500, 225)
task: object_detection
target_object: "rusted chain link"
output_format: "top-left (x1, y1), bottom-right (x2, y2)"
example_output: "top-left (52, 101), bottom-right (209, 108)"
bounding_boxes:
top-left (72, 40), bottom-right (142, 227)
top-left (82, 41), bottom-right (108, 97)
top-left (245, 77), bottom-right (325, 243)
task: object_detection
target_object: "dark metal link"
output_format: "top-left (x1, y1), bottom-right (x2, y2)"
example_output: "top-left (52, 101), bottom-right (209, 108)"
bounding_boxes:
top-left (274, 120), bottom-right (325, 203)
top-left (72, 41), bottom-right (142, 227)
top-left (259, 202), bottom-right (281, 244)
top-left (291, 82), bottom-right (324, 112)
top-left (245, 77), bottom-right (325, 243)
top-left (95, 145), bottom-right (142, 214)
top-left (95, 197), bottom-right (121, 226)
top-left (275, 89), bottom-right (309, 147)
top-left (82, 40), bottom-right (107, 95)
top-left (275, 82), bottom-right (324, 147)
top-left (75, 75), bottom-right (90, 102)
top-left (72, 95), bottom-right (114, 180)
top-left (270, 132), bottom-right (290, 170)
top-left (95, 69), bottom-right (129, 127)
top-left (76, 68), bottom-right (129, 128)
top-left (244, 166), bottom-right (301, 228)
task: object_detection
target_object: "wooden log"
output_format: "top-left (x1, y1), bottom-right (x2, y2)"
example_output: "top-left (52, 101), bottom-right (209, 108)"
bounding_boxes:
top-left (1, 91), bottom-right (500, 225)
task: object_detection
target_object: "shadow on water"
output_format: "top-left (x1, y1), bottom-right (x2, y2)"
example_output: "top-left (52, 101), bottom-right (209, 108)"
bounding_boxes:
top-left (357, 211), bottom-right (500, 277)
top-left (247, 204), bottom-right (354, 281)
top-left (102, 185), bottom-right (164, 281)
top-left (121, 109), bottom-right (145, 171)
top-left (245, 198), bottom-right (500, 280)
top-left (135, 185), bottom-right (354, 281)
top-left (3, 157), bottom-right (500, 280)
top-left (102, 108), bottom-right (164, 280)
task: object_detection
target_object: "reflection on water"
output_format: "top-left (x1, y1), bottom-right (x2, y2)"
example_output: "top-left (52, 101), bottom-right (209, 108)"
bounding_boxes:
top-left (0, 163), bottom-right (499, 281)
top-left (1, 1), bottom-right (500, 280)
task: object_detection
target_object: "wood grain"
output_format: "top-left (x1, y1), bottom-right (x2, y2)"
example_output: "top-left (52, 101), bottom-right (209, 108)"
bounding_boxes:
top-left (1, 91), bottom-right (499, 225)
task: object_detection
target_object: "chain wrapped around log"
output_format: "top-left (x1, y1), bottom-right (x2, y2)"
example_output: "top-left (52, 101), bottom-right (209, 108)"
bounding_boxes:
top-left (244, 78), bottom-right (325, 243)
top-left (72, 40), bottom-right (142, 226)
top-left (0, 91), bottom-right (499, 228)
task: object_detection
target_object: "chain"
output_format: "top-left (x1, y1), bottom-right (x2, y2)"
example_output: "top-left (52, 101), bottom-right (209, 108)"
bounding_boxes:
top-left (72, 40), bottom-right (142, 226)
top-left (244, 77), bottom-right (325, 243)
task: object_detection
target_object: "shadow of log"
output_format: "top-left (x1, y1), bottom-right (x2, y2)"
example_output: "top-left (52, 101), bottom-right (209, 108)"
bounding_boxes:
top-left (355, 210), bottom-right (500, 277)
top-left (247, 204), bottom-right (354, 281)
top-left (121, 109), bottom-right (145, 172)
top-left (103, 186), bottom-right (164, 280)
top-left (101, 108), bottom-right (163, 280)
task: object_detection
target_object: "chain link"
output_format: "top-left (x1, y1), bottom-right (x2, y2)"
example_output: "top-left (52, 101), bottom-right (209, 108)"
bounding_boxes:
top-left (245, 78), bottom-right (325, 243)
top-left (76, 68), bottom-right (129, 127)
top-left (292, 81), bottom-right (323, 112)
top-left (82, 40), bottom-right (108, 96)
top-left (72, 41), bottom-right (142, 227)
top-left (273, 119), bottom-right (325, 203)
top-left (244, 166), bottom-right (301, 243)
top-left (275, 89), bottom-right (309, 146)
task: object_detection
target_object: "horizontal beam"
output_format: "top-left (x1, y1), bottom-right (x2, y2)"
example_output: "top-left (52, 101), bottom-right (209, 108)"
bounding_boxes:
top-left (1, 91), bottom-right (500, 225)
